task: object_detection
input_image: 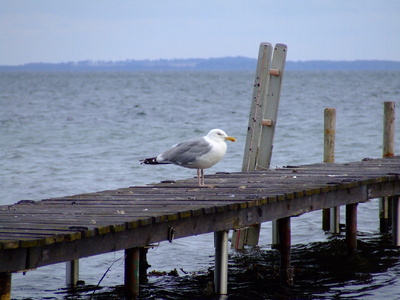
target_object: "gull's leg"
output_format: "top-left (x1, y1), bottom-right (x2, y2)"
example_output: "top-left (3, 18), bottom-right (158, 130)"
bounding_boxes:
top-left (199, 169), bottom-right (214, 187)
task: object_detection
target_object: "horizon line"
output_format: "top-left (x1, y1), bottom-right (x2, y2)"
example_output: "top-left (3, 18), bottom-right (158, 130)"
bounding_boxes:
top-left (2, 57), bottom-right (400, 67)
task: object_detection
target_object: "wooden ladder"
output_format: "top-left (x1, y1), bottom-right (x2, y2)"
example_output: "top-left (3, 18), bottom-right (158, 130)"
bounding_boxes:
top-left (231, 43), bottom-right (287, 249)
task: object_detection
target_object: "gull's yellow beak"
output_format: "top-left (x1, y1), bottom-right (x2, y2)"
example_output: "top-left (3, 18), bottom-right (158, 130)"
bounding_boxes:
top-left (225, 136), bottom-right (236, 142)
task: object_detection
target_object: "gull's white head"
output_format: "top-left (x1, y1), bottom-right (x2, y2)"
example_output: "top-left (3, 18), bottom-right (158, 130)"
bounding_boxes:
top-left (206, 129), bottom-right (236, 142)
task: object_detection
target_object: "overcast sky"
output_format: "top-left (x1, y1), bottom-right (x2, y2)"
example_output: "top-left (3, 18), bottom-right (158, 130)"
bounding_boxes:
top-left (1, 0), bottom-right (400, 65)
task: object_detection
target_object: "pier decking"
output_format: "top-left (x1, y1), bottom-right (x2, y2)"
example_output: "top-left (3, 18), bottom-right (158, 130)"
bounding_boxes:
top-left (1, 157), bottom-right (400, 274)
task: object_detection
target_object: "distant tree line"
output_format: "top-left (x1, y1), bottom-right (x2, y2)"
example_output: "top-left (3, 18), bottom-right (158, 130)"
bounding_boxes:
top-left (1, 57), bottom-right (400, 71)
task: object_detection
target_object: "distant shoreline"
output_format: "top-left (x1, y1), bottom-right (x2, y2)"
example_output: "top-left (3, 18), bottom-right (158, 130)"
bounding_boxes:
top-left (1, 57), bottom-right (400, 71)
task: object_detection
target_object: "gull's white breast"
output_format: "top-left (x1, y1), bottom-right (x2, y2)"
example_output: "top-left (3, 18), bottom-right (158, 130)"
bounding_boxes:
top-left (192, 136), bottom-right (227, 169)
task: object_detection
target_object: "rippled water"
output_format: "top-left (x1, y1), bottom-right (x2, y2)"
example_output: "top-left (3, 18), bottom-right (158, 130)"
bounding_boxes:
top-left (1, 70), bottom-right (400, 299)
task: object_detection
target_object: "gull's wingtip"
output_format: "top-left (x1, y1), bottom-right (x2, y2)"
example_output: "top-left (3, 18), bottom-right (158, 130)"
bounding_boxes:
top-left (140, 157), bottom-right (158, 164)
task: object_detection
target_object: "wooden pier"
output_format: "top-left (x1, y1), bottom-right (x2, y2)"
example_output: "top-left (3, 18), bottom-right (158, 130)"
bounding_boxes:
top-left (1, 43), bottom-right (398, 298)
top-left (1, 156), bottom-right (400, 298)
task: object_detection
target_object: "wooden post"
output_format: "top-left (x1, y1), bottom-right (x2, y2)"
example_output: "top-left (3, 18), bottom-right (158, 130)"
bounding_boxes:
top-left (322, 108), bottom-right (340, 233)
top-left (214, 231), bottom-right (228, 295)
top-left (0, 273), bottom-right (11, 300)
top-left (330, 206), bottom-right (340, 234)
top-left (346, 203), bottom-right (358, 254)
top-left (235, 43), bottom-right (287, 249)
top-left (66, 260), bottom-right (79, 288)
top-left (323, 108), bottom-right (336, 164)
top-left (277, 217), bottom-right (292, 286)
top-left (125, 247), bottom-right (140, 299)
top-left (271, 219), bottom-right (279, 248)
top-left (379, 197), bottom-right (391, 233)
top-left (139, 247), bottom-right (150, 284)
top-left (380, 101), bottom-right (395, 233)
top-left (383, 101), bottom-right (395, 158)
top-left (392, 196), bottom-right (400, 246)
top-left (231, 228), bottom-right (247, 249)
top-left (322, 209), bottom-right (330, 231)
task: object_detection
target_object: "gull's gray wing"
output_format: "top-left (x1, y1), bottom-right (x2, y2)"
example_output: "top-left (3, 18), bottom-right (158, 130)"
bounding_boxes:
top-left (158, 137), bottom-right (212, 166)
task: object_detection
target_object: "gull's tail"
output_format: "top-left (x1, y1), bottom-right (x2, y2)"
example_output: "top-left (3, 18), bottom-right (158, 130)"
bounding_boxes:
top-left (139, 157), bottom-right (159, 164)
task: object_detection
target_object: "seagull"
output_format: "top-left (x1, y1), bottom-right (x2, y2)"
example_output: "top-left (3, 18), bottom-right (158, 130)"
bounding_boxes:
top-left (140, 129), bottom-right (236, 186)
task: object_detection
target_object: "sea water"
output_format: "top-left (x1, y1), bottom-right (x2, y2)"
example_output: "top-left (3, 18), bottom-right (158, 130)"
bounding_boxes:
top-left (1, 70), bottom-right (399, 299)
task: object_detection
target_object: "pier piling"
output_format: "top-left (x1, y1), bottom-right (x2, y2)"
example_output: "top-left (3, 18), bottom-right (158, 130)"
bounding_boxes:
top-left (383, 101), bottom-right (395, 158)
top-left (330, 205), bottom-right (340, 234)
top-left (323, 108), bottom-right (340, 233)
top-left (381, 102), bottom-right (396, 234)
top-left (214, 231), bottom-right (229, 294)
top-left (125, 247), bottom-right (140, 299)
top-left (277, 217), bottom-right (292, 286)
top-left (139, 247), bottom-right (150, 283)
top-left (66, 260), bottom-right (79, 288)
top-left (0, 273), bottom-right (11, 300)
top-left (379, 197), bottom-right (391, 233)
top-left (345, 203), bottom-right (358, 254)
top-left (392, 197), bottom-right (400, 246)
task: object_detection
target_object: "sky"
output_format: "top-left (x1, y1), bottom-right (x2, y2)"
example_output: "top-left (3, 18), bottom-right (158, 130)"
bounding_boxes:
top-left (1, 0), bottom-right (400, 65)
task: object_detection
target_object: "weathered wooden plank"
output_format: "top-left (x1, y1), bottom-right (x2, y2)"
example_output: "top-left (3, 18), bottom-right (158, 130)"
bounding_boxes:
top-left (257, 43), bottom-right (287, 169)
top-left (242, 42), bottom-right (273, 171)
